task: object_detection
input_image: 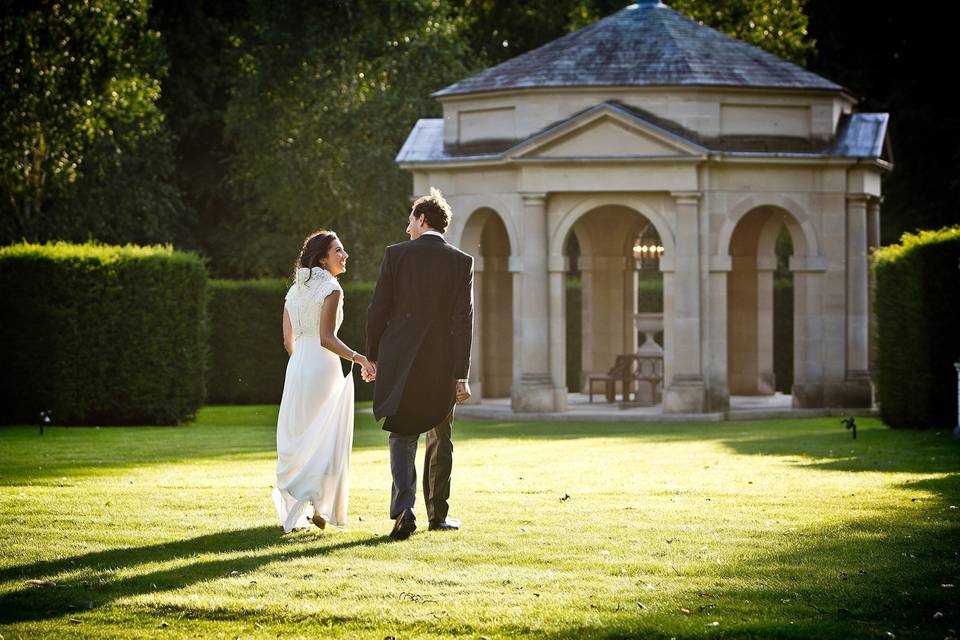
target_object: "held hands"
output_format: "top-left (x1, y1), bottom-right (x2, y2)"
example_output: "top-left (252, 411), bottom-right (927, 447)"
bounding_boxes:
top-left (456, 380), bottom-right (471, 404)
top-left (357, 357), bottom-right (377, 383)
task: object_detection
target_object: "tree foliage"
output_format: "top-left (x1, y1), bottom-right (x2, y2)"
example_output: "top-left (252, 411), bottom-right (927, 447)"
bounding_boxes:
top-left (0, 0), bottom-right (188, 245)
top-left (453, 0), bottom-right (814, 69)
top-left (217, 0), bottom-right (471, 279)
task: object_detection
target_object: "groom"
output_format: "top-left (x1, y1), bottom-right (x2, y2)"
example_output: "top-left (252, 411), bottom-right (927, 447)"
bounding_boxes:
top-left (366, 188), bottom-right (474, 540)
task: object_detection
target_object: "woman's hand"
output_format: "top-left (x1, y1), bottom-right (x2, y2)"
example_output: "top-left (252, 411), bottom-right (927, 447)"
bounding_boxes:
top-left (356, 355), bottom-right (377, 382)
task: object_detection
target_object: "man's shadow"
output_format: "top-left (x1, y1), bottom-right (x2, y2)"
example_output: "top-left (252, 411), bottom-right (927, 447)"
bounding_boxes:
top-left (0, 526), bottom-right (392, 624)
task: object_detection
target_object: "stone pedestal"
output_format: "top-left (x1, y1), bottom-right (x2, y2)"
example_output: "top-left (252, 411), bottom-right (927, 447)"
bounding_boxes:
top-left (664, 375), bottom-right (706, 413)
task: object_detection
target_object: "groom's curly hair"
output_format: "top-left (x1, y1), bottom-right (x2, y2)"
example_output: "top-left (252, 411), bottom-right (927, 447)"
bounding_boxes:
top-left (411, 187), bottom-right (452, 233)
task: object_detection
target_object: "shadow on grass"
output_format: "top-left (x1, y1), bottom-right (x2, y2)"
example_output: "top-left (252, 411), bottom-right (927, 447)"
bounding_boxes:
top-left (0, 526), bottom-right (392, 625)
top-left (532, 476), bottom-right (960, 640)
top-left (719, 420), bottom-right (960, 475)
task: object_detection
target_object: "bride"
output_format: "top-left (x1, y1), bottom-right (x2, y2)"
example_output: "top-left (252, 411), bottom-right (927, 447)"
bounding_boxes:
top-left (272, 230), bottom-right (376, 533)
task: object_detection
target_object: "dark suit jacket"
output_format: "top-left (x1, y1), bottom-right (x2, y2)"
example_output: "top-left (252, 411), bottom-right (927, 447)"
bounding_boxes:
top-left (366, 234), bottom-right (474, 435)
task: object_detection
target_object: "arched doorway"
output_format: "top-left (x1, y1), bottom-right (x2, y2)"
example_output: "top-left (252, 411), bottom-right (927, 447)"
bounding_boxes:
top-left (562, 205), bottom-right (665, 402)
top-left (459, 208), bottom-right (513, 400)
top-left (727, 206), bottom-right (803, 396)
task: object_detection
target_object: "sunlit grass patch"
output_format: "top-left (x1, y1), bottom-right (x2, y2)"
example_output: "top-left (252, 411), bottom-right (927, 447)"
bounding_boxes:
top-left (1, 408), bottom-right (957, 639)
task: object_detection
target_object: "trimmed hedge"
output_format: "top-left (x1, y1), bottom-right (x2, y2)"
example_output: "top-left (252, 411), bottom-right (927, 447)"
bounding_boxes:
top-left (874, 226), bottom-right (960, 429)
top-left (206, 278), bottom-right (374, 404)
top-left (0, 242), bottom-right (207, 425)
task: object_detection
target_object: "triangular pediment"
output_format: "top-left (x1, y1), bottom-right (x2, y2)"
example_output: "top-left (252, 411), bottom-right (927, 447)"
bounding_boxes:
top-left (512, 104), bottom-right (705, 160)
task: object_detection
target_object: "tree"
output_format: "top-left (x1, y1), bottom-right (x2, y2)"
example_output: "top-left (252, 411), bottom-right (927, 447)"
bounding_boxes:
top-left (452, 0), bottom-right (814, 69)
top-left (805, 0), bottom-right (959, 242)
top-left (219, 0), bottom-right (472, 279)
top-left (0, 0), bottom-right (187, 245)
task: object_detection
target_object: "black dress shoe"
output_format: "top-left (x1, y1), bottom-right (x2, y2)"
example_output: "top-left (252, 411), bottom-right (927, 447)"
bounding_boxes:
top-left (428, 518), bottom-right (461, 531)
top-left (389, 510), bottom-right (417, 540)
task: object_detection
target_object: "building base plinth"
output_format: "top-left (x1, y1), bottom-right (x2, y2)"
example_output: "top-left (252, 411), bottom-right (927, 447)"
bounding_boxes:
top-left (511, 376), bottom-right (562, 413)
top-left (664, 376), bottom-right (706, 414)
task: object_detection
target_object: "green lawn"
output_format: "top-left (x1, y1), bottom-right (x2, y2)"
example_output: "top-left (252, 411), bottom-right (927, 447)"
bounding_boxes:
top-left (1, 408), bottom-right (957, 639)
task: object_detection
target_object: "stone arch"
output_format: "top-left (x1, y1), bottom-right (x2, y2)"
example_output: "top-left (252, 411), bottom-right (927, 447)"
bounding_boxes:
top-left (726, 203), bottom-right (804, 398)
top-left (448, 195), bottom-right (519, 255)
top-left (718, 194), bottom-right (819, 260)
top-left (551, 199), bottom-right (668, 399)
top-left (455, 205), bottom-right (514, 400)
top-left (549, 195), bottom-right (676, 272)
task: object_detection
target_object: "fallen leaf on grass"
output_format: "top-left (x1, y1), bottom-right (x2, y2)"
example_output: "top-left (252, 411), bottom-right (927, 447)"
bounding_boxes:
top-left (159, 621), bottom-right (169, 628)
top-left (680, 608), bottom-right (691, 614)
top-left (706, 621), bottom-right (720, 627)
top-left (636, 602), bottom-right (648, 610)
top-left (25, 579), bottom-right (56, 587)
top-left (68, 618), bottom-right (82, 624)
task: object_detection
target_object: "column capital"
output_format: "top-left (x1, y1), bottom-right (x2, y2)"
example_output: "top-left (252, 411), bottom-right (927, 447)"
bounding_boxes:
top-left (547, 255), bottom-right (570, 273)
top-left (845, 193), bottom-right (871, 205)
top-left (671, 191), bottom-right (702, 206)
top-left (756, 255), bottom-right (778, 272)
top-left (520, 192), bottom-right (547, 206)
top-left (788, 254), bottom-right (829, 272)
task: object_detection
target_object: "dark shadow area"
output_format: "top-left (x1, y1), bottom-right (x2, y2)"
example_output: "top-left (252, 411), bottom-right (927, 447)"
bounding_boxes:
top-left (0, 525), bottom-right (392, 625)
top-left (720, 421), bottom-right (960, 475)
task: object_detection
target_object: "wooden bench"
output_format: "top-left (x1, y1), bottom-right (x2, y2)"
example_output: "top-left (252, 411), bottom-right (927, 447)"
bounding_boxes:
top-left (587, 355), bottom-right (636, 403)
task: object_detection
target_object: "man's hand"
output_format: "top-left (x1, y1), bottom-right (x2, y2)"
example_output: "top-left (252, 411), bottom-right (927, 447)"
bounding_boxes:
top-left (455, 380), bottom-right (471, 404)
top-left (358, 357), bottom-right (377, 383)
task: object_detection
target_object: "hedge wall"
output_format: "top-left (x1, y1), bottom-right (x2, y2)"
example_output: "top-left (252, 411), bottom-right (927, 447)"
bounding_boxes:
top-left (0, 242), bottom-right (207, 425)
top-left (874, 226), bottom-right (960, 429)
top-left (206, 278), bottom-right (374, 404)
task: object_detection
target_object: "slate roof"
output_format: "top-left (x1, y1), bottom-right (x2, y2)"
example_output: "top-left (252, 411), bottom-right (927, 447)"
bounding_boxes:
top-left (832, 113), bottom-right (891, 158)
top-left (435, 0), bottom-right (844, 98)
top-left (395, 103), bottom-right (890, 165)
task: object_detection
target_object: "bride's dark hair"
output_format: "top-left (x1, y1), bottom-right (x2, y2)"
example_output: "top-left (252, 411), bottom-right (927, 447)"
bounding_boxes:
top-left (294, 230), bottom-right (338, 284)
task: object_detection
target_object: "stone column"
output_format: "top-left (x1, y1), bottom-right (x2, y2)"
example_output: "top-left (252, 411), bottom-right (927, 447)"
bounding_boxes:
top-left (706, 256), bottom-right (730, 411)
top-left (866, 197), bottom-right (881, 377)
top-left (511, 193), bottom-right (556, 412)
top-left (756, 255), bottom-right (777, 395)
top-left (844, 194), bottom-right (872, 407)
top-left (790, 255), bottom-right (826, 407)
top-left (467, 257), bottom-right (484, 403)
top-left (548, 256), bottom-right (569, 411)
top-left (579, 255), bottom-right (629, 389)
top-left (663, 192), bottom-right (706, 413)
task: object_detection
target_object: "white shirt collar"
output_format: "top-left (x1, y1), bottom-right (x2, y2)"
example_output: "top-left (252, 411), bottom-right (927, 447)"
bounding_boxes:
top-left (421, 230), bottom-right (444, 239)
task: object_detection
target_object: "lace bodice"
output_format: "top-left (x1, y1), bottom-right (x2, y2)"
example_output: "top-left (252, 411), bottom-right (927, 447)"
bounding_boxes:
top-left (284, 267), bottom-right (343, 338)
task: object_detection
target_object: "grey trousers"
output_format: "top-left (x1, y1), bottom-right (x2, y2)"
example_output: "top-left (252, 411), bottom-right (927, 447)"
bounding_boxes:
top-left (388, 410), bottom-right (453, 522)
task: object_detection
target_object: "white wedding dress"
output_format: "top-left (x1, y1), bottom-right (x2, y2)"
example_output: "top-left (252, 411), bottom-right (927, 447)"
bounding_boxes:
top-left (272, 266), bottom-right (354, 532)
